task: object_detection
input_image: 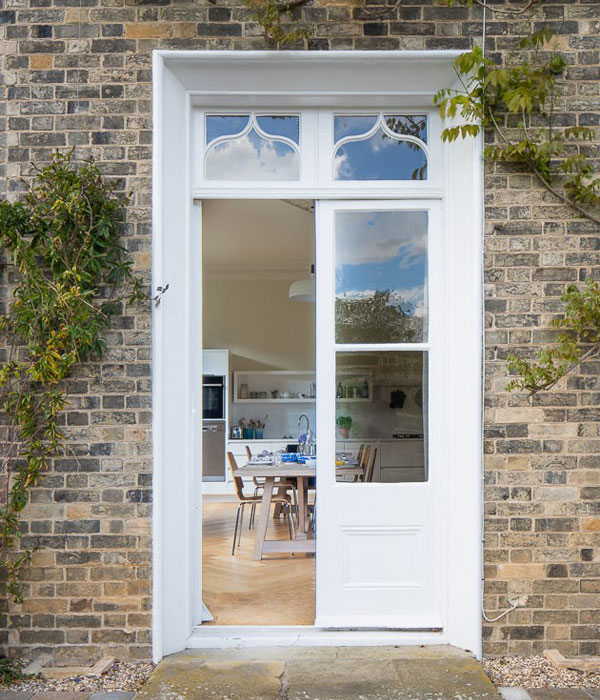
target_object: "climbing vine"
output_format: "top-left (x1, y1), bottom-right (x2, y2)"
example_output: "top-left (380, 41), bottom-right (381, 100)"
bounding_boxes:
top-left (241, 0), bottom-right (310, 46)
top-left (0, 152), bottom-right (144, 605)
top-left (433, 1), bottom-right (600, 393)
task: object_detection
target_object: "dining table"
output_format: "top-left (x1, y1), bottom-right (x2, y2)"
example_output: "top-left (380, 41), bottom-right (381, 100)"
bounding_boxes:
top-left (235, 462), bottom-right (364, 560)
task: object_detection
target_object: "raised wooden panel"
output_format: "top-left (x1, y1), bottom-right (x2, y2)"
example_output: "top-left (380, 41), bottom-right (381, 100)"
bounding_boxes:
top-left (341, 526), bottom-right (421, 589)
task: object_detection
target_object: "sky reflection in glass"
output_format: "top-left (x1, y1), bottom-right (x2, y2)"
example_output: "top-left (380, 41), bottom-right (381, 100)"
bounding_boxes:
top-left (334, 115), bottom-right (427, 143)
top-left (334, 116), bottom-right (378, 141)
top-left (206, 115), bottom-right (300, 145)
top-left (333, 115), bottom-right (427, 181)
top-left (205, 129), bottom-right (300, 180)
top-left (335, 134), bottom-right (427, 181)
top-left (256, 116), bottom-right (299, 143)
top-left (335, 210), bottom-right (428, 344)
top-left (206, 115), bottom-right (250, 143)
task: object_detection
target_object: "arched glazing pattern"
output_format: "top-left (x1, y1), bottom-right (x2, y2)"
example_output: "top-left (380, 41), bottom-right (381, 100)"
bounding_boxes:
top-left (205, 114), bottom-right (300, 181)
top-left (333, 115), bottom-right (428, 181)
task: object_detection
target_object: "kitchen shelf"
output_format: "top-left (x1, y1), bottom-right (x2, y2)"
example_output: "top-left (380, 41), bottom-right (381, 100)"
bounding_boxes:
top-left (233, 370), bottom-right (315, 404)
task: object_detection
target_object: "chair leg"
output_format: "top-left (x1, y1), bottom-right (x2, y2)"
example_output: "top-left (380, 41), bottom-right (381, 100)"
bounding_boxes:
top-left (250, 502), bottom-right (256, 529)
top-left (238, 503), bottom-right (245, 547)
top-left (285, 503), bottom-right (295, 540)
top-left (232, 504), bottom-right (241, 556)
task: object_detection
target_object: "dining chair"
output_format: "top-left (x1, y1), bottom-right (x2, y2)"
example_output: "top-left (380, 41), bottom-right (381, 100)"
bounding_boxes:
top-left (364, 446), bottom-right (378, 483)
top-left (245, 445), bottom-right (298, 520)
top-left (227, 452), bottom-right (294, 555)
top-left (356, 443), bottom-right (365, 465)
top-left (246, 445), bottom-right (266, 497)
top-left (358, 444), bottom-right (371, 482)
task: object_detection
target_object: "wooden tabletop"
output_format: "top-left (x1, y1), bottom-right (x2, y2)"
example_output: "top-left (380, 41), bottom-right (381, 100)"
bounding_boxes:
top-left (235, 463), bottom-right (364, 478)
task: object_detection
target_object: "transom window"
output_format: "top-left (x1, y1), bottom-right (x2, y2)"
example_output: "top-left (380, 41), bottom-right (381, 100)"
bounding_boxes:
top-left (204, 113), bottom-right (301, 181)
top-left (333, 114), bottom-right (428, 181)
top-left (193, 109), bottom-right (439, 189)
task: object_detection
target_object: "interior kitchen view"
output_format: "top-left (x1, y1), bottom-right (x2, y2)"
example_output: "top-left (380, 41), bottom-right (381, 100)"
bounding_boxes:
top-left (201, 199), bottom-right (427, 626)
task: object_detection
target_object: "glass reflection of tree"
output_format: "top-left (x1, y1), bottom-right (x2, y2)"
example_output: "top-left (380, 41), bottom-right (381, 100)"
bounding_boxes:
top-left (335, 290), bottom-right (422, 343)
top-left (384, 116), bottom-right (427, 180)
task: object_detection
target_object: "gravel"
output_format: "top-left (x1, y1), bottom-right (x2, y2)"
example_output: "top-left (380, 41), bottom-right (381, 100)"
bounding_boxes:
top-left (1, 660), bottom-right (154, 693)
top-left (483, 656), bottom-right (600, 689)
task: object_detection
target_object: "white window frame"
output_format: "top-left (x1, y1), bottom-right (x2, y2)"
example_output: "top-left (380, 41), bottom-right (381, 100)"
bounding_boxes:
top-left (152, 49), bottom-right (483, 663)
top-left (192, 108), bottom-right (442, 191)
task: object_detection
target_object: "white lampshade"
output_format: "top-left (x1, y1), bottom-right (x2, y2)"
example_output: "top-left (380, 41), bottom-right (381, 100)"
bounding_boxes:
top-left (289, 277), bottom-right (315, 302)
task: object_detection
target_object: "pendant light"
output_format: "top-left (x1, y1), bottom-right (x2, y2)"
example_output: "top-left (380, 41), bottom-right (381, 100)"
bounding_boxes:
top-left (289, 264), bottom-right (315, 302)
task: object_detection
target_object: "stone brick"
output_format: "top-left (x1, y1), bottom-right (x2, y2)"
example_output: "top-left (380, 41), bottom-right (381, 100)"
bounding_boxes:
top-left (1, 0), bottom-right (599, 664)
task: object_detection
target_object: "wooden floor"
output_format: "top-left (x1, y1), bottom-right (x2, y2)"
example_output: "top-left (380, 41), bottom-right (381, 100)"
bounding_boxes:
top-left (202, 501), bottom-right (315, 626)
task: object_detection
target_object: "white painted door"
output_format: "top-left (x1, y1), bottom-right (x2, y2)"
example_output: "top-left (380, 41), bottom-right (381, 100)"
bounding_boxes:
top-left (315, 200), bottom-right (445, 629)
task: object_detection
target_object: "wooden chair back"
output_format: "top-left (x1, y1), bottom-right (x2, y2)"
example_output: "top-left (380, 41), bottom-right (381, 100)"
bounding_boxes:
top-left (359, 444), bottom-right (371, 482)
top-left (227, 452), bottom-right (246, 501)
top-left (365, 447), bottom-right (377, 483)
top-left (245, 445), bottom-right (252, 461)
top-left (356, 443), bottom-right (364, 464)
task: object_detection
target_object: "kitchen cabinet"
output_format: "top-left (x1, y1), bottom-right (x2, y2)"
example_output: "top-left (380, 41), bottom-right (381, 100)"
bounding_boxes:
top-left (203, 349), bottom-right (229, 376)
top-left (380, 439), bottom-right (425, 483)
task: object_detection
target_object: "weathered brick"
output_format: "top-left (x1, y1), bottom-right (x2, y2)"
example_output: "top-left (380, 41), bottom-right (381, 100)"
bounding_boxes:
top-left (1, 0), bottom-right (599, 665)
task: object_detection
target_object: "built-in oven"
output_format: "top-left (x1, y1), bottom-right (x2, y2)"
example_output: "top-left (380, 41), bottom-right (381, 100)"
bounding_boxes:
top-left (202, 374), bottom-right (226, 420)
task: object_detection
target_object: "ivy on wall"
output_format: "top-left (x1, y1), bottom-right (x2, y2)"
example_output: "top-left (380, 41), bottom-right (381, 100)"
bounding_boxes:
top-left (433, 1), bottom-right (600, 393)
top-left (241, 0), bottom-right (600, 393)
top-left (0, 153), bottom-right (144, 612)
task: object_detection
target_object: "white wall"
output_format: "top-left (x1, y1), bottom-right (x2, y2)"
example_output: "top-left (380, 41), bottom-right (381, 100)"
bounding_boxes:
top-left (203, 275), bottom-right (315, 372)
top-left (203, 275), bottom-right (316, 439)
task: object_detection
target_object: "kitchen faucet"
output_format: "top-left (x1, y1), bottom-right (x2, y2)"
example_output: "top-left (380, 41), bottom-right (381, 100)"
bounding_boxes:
top-left (298, 413), bottom-right (310, 433)
top-left (298, 414), bottom-right (315, 456)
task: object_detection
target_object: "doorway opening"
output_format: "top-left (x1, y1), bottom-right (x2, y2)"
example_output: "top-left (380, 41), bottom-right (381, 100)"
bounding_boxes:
top-left (201, 198), bottom-right (316, 626)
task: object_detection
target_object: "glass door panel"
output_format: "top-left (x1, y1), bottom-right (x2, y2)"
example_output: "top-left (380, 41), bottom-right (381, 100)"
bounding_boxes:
top-left (335, 350), bottom-right (427, 483)
top-left (316, 200), bottom-right (444, 629)
top-left (335, 210), bottom-right (428, 344)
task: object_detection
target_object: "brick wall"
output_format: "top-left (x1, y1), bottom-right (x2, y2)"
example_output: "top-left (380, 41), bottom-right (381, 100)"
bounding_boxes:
top-left (1, 0), bottom-right (599, 661)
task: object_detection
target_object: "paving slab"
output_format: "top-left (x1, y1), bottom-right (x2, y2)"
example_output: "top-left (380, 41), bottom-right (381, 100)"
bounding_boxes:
top-left (135, 659), bottom-right (285, 700)
top-left (0, 694), bottom-right (35, 700)
top-left (285, 658), bottom-right (407, 700)
top-left (31, 695), bottom-right (91, 700)
top-left (390, 658), bottom-right (500, 700)
top-left (528, 691), bottom-right (592, 700)
top-left (89, 693), bottom-right (136, 700)
top-left (138, 646), bottom-right (501, 700)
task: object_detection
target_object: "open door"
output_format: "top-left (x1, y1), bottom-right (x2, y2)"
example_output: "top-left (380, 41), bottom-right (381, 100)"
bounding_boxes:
top-left (315, 200), bottom-right (445, 629)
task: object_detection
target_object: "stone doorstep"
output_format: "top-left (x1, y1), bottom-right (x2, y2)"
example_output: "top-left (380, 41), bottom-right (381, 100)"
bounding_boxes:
top-left (135, 646), bottom-right (502, 700)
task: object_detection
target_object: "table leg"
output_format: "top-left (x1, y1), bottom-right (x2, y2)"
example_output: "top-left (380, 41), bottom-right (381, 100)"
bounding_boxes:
top-left (252, 477), bottom-right (275, 561)
top-left (296, 477), bottom-right (307, 537)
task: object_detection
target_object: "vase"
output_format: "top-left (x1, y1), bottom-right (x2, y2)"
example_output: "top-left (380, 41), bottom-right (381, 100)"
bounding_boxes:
top-left (338, 427), bottom-right (350, 439)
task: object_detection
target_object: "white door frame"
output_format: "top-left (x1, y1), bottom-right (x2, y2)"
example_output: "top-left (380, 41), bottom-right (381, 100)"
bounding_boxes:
top-left (152, 50), bottom-right (483, 663)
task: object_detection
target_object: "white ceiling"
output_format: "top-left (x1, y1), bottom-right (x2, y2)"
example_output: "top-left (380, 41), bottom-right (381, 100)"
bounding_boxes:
top-left (202, 199), bottom-right (314, 278)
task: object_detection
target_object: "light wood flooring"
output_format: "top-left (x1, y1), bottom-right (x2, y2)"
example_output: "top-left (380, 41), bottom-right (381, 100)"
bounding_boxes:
top-left (202, 501), bottom-right (315, 626)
